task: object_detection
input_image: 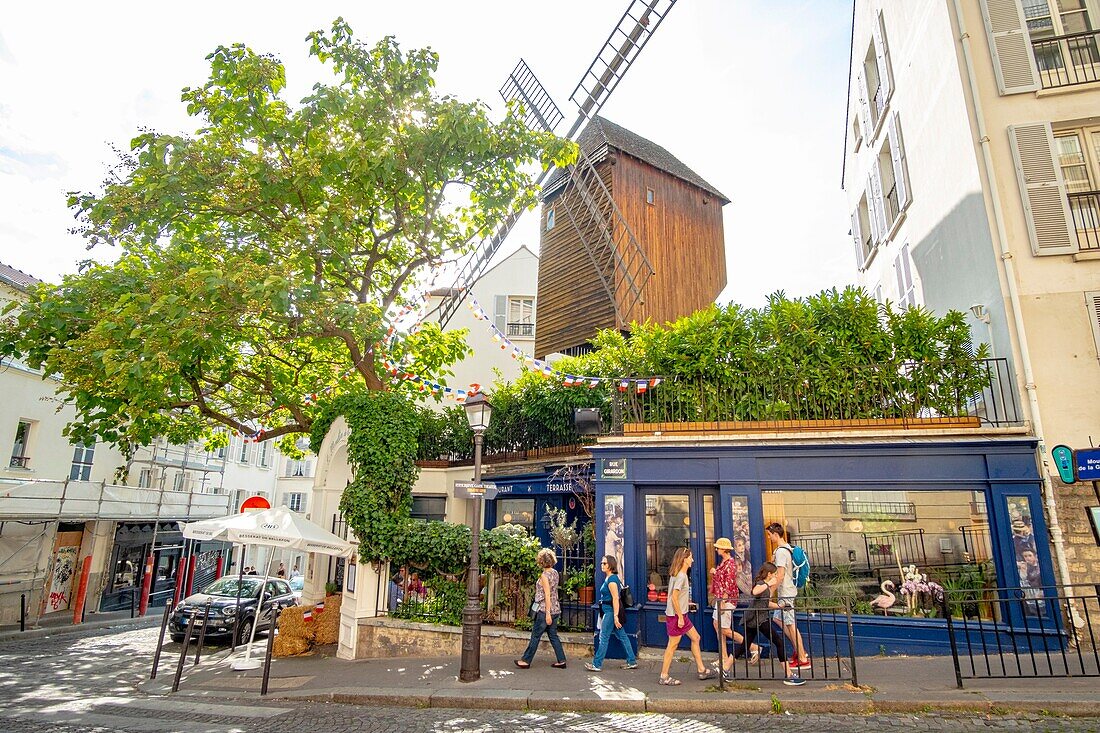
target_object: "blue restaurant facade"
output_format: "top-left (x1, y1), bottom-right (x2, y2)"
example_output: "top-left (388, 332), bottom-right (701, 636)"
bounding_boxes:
top-left (583, 435), bottom-right (1057, 656)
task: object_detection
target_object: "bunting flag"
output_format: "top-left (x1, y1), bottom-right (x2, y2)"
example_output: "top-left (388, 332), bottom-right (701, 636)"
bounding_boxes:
top-left (303, 608), bottom-right (314, 623)
top-left (315, 600), bottom-right (325, 615)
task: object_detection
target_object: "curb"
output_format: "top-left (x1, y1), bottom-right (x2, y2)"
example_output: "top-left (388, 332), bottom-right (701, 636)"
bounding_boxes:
top-left (0, 614), bottom-right (160, 643)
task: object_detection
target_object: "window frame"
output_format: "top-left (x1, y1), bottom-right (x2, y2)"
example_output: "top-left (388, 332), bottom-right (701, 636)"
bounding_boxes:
top-left (10, 420), bottom-right (32, 468)
top-left (646, 187), bottom-right (655, 205)
top-left (545, 207), bottom-right (555, 231)
top-left (238, 439), bottom-right (251, 464)
top-left (69, 442), bottom-right (95, 481)
top-left (410, 495), bottom-right (447, 522)
top-left (259, 440), bottom-right (271, 468)
top-left (286, 492), bottom-right (305, 512)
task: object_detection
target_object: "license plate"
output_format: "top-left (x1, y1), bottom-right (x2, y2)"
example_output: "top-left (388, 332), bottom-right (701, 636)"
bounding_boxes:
top-left (193, 619), bottom-right (204, 626)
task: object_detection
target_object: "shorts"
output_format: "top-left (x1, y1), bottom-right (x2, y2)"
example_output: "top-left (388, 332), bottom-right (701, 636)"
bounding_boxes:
top-left (712, 603), bottom-right (734, 630)
top-left (665, 614), bottom-right (694, 637)
top-left (773, 594), bottom-right (796, 626)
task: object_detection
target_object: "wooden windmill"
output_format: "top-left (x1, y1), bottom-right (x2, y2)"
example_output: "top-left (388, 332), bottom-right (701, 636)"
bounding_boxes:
top-left (436, 0), bottom-right (727, 357)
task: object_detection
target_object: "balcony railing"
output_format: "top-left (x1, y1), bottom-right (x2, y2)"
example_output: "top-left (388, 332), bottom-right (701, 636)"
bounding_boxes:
top-left (8, 456), bottom-right (29, 469)
top-left (1068, 190), bottom-right (1100, 251)
top-left (1032, 29), bottom-right (1100, 89)
top-left (506, 322), bottom-right (535, 338)
top-left (841, 500), bottom-right (917, 520)
top-left (883, 182), bottom-right (900, 226)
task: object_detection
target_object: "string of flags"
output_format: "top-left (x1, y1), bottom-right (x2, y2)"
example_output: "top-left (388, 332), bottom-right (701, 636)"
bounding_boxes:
top-left (303, 599), bottom-right (326, 623)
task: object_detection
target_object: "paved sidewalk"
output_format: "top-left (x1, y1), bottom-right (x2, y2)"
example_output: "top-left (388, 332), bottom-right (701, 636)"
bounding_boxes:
top-left (0, 608), bottom-right (161, 642)
top-left (142, 644), bottom-right (1100, 716)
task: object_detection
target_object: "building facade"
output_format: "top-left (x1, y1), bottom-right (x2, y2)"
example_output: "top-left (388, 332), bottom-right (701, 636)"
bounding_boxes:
top-left (841, 0), bottom-right (1100, 591)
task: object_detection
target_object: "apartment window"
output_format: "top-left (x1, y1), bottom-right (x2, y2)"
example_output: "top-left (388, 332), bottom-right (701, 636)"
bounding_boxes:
top-left (545, 207), bottom-right (555, 231)
top-left (9, 420), bottom-right (31, 469)
top-left (646, 187), bottom-right (655, 205)
top-left (286, 493), bottom-right (305, 512)
top-left (856, 11), bottom-right (893, 138)
top-left (259, 440), bottom-right (271, 468)
top-left (172, 473), bottom-right (187, 492)
top-left (852, 113), bottom-right (863, 152)
top-left (894, 243), bottom-right (919, 309)
top-left (1087, 291), bottom-right (1100, 358)
top-left (1056, 127), bottom-right (1100, 251)
top-left (850, 194), bottom-right (875, 270)
top-left (411, 495), bottom-right (447, 522)
top-left (506, 296), bottom-right (535, 338)
top-left (69, 443), bottom-right (95, 481)
top-left (138, 468), bottom-right (154, 488)
top-left (286, 459), bottom-right (312, 478)
top-left (1023, 0), bottom-right (1099, 85)
top-left (862, 113), bottom-right (911, 250)
top-left (238, 438), bottom-right (251, 464)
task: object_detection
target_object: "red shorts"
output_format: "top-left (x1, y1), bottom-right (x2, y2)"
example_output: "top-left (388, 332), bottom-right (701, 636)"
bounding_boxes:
top-left (665, 614), bottom-right (693, 637)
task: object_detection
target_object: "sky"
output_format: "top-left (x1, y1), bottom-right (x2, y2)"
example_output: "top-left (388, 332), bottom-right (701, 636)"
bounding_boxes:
top-left (0, 0), bottom-right (855, 308)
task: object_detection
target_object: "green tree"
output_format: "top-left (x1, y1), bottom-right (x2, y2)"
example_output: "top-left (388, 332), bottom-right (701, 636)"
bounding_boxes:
top-left (0, 19), bottom-right (575, 451)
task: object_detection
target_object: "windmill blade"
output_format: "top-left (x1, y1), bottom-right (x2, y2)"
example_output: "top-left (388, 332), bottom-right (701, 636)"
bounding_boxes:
top-left (500, 59), bottom-right (565, 134)
top-left (565, 0), bottom-right (678, 138)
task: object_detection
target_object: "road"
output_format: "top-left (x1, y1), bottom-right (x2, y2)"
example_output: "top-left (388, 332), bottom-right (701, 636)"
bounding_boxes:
top-left (0, 624), bottom-right (1097, 732)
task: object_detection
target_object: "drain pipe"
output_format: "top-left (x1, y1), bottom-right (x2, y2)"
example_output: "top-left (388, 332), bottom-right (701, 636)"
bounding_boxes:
top-left (948, 0), bottom-right (1082, 630)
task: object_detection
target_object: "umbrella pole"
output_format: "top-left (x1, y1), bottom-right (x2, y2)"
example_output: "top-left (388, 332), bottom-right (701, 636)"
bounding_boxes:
top-left (230, 543), bottom-right (246, 653)
top-left (233, 547), bottom-right (275, 670)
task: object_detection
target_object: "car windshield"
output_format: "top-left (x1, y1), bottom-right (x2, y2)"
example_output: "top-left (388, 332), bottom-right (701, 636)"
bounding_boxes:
top-left (201, 577), bottom-right (262, 598)
top-left (289, 576), bottom-right (304, 591)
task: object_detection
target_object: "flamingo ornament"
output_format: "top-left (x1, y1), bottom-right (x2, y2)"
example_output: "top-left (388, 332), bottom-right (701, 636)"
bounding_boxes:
top-left (870, 580), bottom-right (897, 615)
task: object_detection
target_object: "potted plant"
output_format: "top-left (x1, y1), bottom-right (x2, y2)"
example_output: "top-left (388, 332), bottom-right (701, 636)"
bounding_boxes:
top-left (563, 563), bottom-right (595, 604)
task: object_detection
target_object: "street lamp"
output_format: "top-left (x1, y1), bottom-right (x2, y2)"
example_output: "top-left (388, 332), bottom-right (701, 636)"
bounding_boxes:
top-left (460, 392), bottom-right (492, 683)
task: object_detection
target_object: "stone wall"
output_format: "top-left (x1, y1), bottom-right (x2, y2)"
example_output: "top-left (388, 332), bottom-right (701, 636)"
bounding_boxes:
top-left (353, 617), bottom-right (593, 660)
top-left (1052, 476), bottom-right (1100, 648)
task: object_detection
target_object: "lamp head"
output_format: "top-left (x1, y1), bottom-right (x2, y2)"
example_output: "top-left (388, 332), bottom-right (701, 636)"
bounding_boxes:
top-left (969, 303), bottom-right (989, 322)
top-left (463, 392), bottom-right (493, 433)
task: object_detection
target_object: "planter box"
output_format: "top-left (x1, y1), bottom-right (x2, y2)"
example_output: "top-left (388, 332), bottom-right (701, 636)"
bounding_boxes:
top-left (624, 416), bottom-right (982, 436)
top-left (350, 616), bottom-right (592, 660)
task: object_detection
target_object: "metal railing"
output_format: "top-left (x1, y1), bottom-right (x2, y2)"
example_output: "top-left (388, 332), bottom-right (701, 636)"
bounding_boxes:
top-left (959, 525), bottom-right (992, 563)
top-left (942, 583), bottom-right (1100, 687)
top-left (862, 529), bottom-right (927, 570)
top-left (0, 478), bottom-right (231, 521)
top-left (1068, 190), bottom-right (1100, 251)
top-left (8, 456), bottom-right (29, 469)
top-left (795, 533), bottom-right (834, 573)
top-left (841, 500), bottom-right (917, 520)
top-left (1032, 30), bottom-right (1100, 88)
top-left (506, 322), bottom-right (535, 338)
top-left (883, 182), bottom-right (900, 225)
top-left (620, 358), bottom-right (1021, 433)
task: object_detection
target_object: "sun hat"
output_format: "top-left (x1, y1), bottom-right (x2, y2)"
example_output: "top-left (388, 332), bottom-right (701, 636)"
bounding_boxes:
top-left (714, 537), bottom-right (733, 551)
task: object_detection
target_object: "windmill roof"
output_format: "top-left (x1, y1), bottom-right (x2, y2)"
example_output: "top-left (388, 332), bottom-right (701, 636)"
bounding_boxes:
top-left (544, 116), bottom-right (729, 203)
top-left (0, 261), bottom-right (43, 292)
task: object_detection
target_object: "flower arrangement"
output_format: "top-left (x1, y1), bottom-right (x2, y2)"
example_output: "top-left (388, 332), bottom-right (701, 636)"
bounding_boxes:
top-left (899, 571), bottom-right (945, 617)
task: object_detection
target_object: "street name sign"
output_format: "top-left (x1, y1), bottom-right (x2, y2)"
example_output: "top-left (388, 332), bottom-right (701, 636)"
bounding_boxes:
top-left (454, 481), bottom-right (498, 500)
top-left (1075, 448), bottom-right (1100, 482)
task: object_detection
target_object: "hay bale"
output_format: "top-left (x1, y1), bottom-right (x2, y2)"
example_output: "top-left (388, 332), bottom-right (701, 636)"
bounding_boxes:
top-left (273, 594), bottom-right (342, 656)
top-left (273, 634), bottom-right (312, 657)
top-left (312, 594), bottom-right (341, 646)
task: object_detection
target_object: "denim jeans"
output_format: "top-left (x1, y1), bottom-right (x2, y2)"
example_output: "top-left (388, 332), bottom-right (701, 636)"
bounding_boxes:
top-left (521, 611), bottom-right (566, 664)
top-left (592, 607), bottom-right (636, 669)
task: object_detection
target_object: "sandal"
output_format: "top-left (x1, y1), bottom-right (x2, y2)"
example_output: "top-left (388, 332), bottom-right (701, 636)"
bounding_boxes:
top-left (697, 669), bottom-right (717, 681)
top-left (513, 660), bottom-right (530, 669)
top-left (658, 676), bottom-right (682, 686)
top-left (551, 661), bottom-right (567, 669)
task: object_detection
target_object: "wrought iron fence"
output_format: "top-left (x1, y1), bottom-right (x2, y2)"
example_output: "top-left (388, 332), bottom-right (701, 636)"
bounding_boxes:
top-left (942, 583), bottom-right (1100, 687)
top-left (862, 529), bottom-right (927, 570)
top-left (796, 533), bottom-right (834, 573)
top-left (620, 358), bottom-right (1021, 432)
top-left (841, 500), bottom-right (917, 520)
top-left (1069, 191), bottom-right (1100, 251)
top-left (1032, 30), bottom-right (1100, 88)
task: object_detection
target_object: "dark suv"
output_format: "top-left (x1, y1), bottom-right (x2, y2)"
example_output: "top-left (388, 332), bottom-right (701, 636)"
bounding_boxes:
top-left (169, 576), bottom-right (297, 643)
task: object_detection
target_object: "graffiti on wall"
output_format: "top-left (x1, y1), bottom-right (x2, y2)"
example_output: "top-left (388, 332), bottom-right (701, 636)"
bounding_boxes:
top-left (46, 546), bottom-right (78, 613)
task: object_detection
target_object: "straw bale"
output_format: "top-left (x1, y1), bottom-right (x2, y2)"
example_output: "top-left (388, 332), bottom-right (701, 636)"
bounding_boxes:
top-left (313, 594), bottom-right (341, 645)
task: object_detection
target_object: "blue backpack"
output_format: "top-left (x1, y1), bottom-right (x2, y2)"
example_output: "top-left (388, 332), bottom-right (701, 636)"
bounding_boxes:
top-left (784, 545), bottom-right (811, 589)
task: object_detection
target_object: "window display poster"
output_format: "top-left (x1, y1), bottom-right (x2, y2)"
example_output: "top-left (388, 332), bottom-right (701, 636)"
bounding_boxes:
top-left (730, 496), bottom-right (753, 597)
top-left (1007, 495), bottom-right (1044, 617)
top-left (604, 495), bottom-right (625, 574)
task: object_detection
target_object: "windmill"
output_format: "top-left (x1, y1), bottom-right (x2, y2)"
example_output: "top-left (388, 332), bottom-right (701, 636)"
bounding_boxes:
top-left (434, 0), bottom-right (678, 339)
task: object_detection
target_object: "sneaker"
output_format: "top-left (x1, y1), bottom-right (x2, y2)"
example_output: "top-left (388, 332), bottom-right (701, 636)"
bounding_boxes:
top-left (584, 662), bottom-right (602, 672)
top-left (620, 662), bottom-right (638, 670)
top-left (794, 657), bottom-right (812, 669)
top-left (784, 675), bottom-right (806, 686)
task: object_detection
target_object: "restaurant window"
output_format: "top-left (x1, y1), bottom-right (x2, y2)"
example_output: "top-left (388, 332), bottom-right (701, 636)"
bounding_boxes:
top-left (495, 498), bottom-right (535, 533)
top-left (411, 495), bottom-right (447, 522)
top-left (644, 494), bottom-right (690, 593)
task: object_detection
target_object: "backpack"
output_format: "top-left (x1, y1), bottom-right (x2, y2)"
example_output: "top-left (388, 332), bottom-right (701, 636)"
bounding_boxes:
top-left (784, 545), bottom-right (811, 589)
top-left (619, 584), bottom-right (635, 610)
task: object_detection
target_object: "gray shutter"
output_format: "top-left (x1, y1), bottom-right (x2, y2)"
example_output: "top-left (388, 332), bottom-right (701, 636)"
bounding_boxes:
top-left (869, 163), bottom-right (888, 240)
top-left (493, 295), bottom-right (507, 332)
top-left (979, 0), bottom-right (1040, 94)
top-left (888, 113), bottom-right (911, 212)
top-left (1008, 123), bottom-right (1079, 255)
top-left (1087, 291), bottom-right (1100, 358)
top-left (874, 11), bottom-right (893, 109)
top-left (851, 209), bottom-right (866, 270)
top-left (856, 70), bottom-right (873, 138)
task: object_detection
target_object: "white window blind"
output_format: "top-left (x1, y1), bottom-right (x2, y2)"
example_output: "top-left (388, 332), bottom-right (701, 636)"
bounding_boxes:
top-left (1008, 123), bottom-right (1080, 255)
top-left (979, 0), bottom-right (1041, 94)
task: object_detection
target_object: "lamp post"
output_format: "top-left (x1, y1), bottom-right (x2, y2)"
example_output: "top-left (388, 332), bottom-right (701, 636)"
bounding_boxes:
top-left (460, 392), bottom-right (492, 683)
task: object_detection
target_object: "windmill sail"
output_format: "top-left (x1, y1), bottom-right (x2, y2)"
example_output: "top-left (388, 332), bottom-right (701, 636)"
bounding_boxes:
top-left (436, 0), bottom-right (678, 329)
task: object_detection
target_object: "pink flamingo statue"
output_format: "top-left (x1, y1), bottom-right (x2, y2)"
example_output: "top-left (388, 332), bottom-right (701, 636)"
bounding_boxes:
top-left (870, 580), bottom-right (897, 615)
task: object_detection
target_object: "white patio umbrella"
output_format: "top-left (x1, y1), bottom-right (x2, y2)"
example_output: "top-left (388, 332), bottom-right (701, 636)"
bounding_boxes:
top-left (181, 506), bottom-right (354, 668)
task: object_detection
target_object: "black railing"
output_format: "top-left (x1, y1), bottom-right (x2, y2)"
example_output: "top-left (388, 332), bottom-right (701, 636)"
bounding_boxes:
top-left (795, 533), bottom-right (834, 573)
top-left (959, 525), bottom-right (992, 564)
top-left (883, 182), bottom-right (900, 225)
top-left (841, 500), bottom-right (916, 520)
top-left (1069, 190), bottom-right (1100, 251)
top-left (620, 358), bottom-right (1022, 432)
top-left (1032, 30), bottom-right (1100, 88)
top-left (942, 583), bottom-right (1100, 687)
top-left (862, 529), bottom-right (927, 570)
top-left (8, 456), bottom-right (29, 469)
top-left (419, 414), bottom-right (592, 464)
top-left (506, 322), bottom-right (535, 338)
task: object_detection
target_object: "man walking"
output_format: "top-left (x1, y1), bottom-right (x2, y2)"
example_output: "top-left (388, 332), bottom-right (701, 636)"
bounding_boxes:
top-left (765, 522), bottom-right (809, 669)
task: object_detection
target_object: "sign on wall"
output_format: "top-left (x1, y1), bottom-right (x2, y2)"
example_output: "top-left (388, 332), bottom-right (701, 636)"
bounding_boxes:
top-left (599, 458), bottom-right (628, 480)
top-left (1075, 448), bottom-right (1100, 482)
top-left (1051, 445), bottom-right (1075, 484)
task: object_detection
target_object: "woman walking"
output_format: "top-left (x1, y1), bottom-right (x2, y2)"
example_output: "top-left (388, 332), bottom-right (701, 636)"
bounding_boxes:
top-left (515, 549), bottom-right (567, 669)
top-left (584, 555), bottom-right (638, 672)
top-left (741, 562), bottom-right (805, 685)
top-left (658, 547), bottom-right (716, 686)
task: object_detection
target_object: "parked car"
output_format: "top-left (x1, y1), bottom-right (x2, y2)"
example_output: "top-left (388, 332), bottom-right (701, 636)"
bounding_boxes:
top-left (169, 576), bottom-right (297, 643)
top-left (288, 574), bottom-right (304, 599)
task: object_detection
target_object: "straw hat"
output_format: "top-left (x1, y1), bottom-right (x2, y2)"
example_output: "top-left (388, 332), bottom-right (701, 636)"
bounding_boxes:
top-left (714, 537), bottom-right (733, 551)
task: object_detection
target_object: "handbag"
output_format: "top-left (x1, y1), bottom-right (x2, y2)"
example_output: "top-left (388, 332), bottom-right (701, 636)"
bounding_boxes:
top-left (619, 584), bottom-right (635, 609)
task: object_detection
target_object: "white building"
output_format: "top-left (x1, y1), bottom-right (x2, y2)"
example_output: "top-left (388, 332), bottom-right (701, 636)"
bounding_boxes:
top-left (841, 0), bottom-right (1100, 589)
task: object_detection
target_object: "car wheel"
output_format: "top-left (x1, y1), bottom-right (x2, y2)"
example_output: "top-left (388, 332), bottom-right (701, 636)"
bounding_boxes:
top-left (170, 634), bottom-right (184, 643)
top-left (236, 618), bottom-right (254, 645)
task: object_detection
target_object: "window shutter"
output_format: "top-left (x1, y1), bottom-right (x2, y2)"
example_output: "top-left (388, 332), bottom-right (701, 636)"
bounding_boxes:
top-left (851, 209), bottom-right (866, 270)
top-left (1087, 291), bottom-right (1100, 359)
top-left (1007, 123), bottom-right (1079, 255)
top-left (869, 163), bottom-right (888, 240)
top-left (856, 70), bottom-right (873, 139)
top-left (888, 113), bottom-right (911, 212)
top-left (493, 295), bottom-right (507, 332)
top-left (874, 11), bottom-right (893, 109)
top-left (979, 0), bottom-right (1040, 94)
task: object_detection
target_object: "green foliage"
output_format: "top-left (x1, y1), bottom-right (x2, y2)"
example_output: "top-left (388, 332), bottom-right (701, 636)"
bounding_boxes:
top-left (0, 18), bottom-right (575, 450)
top-left (398, 576), bottom-right (464, 627)
top-left (479, 524), bottom-right (541, 583)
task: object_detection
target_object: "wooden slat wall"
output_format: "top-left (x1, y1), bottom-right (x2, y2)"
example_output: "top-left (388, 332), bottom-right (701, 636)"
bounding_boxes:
top-left (534, 164), bottom-right (617, 357)
top-left (612, 154), bottom-right (727, 326)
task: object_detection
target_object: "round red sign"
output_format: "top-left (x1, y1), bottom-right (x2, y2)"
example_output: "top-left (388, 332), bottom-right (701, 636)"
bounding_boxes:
top-left (240, 496), bottom-right (271, 512)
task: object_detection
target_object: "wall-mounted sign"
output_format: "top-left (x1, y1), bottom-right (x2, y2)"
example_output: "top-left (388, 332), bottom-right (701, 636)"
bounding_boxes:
top-left (600, 458), bottom-right (628, 480)
top-left (1051, 445), bottom-right (1076, 484)
top-left (1075, 448), bottom-right (1100, 481)
top-left (240, 496), bottom-right (271, 512)
top-left (454, 481), bottom-right (498, 500)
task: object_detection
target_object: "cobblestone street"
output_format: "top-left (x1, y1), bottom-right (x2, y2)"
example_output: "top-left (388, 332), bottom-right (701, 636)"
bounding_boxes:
top-left (1, 625), bottom-right (1099, 733)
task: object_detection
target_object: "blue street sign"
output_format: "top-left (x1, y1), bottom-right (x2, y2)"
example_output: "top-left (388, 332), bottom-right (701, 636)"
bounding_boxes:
top-left (1075, 448), bottom-right (1100, 481)
top-left (1051, 445), bottom-right (1075, 484)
